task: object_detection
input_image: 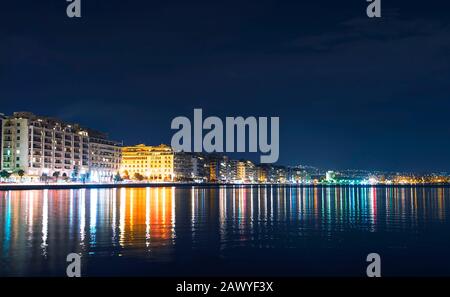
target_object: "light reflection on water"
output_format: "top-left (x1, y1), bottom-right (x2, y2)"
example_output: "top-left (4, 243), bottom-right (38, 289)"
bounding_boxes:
top-left (0, 186), bottom-right (450, 276)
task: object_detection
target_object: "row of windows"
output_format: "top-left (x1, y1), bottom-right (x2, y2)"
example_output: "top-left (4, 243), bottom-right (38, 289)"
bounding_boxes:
top-left (2, 122), bottom-right (20, 130)
top-left (125, 171), bottom-right (173, 177)
top-left (123, 158), bottom-right (172, 161)
top-left (2, 158), bottom-right (20, 164)
top-left (123, 165), bottom-right (172, 169)
top-left (1, 163), bottom-right (21, 168)
top-left (124, 161), bottom-right (172, 164)
top-left (3, 129), bottom-right (21, 134)
top-left (3, 136), bottom-right (21, 141)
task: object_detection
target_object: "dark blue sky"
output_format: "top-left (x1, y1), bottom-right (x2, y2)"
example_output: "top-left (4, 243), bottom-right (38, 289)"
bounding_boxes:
top-left (1, 0), bottom-right (450, 171)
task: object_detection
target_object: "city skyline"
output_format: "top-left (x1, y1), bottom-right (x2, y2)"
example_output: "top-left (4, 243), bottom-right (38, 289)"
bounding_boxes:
top-left (1, 111), bottom-right (449, 187)
top-left (2, 0), bottom-right (450, 172)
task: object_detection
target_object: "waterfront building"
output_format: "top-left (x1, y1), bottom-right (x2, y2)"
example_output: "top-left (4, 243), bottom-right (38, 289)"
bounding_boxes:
top-left (256, 165), bottom-right (268, 183)
top-left (191, 153), bottom-right (209, 182)
top-left (247, 161), bottom-right (257, 182)
top-left (173, 152), bottom-right (220, 182)
top-left (266, 165), bottom-right (287, 183)
top-left (174, 152), bottom-right (218, 182)
top-left (174, 152), bottom-right (194, 181)
top-left (287, 166), bottom-right (311, 184)
top-left (236, 160), bottom-right (256, 183)
top-left (326, 170), bottom-right (337, 182)
top-left (121, 144), bottom-right (174, 181)
top-left (0, 112), bottom-right (121, 180)
top-left (228, 160), bottom-right (238, 182)
top-left (0, 113), bottom-right (5, 170)
top-left (207, 154), bottom-right (230, 182)
top-left (87, 129), bottom-right (122, 182)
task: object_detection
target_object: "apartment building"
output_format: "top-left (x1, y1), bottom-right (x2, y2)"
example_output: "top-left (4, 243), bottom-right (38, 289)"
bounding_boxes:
top-left (256, 165), bottom-right (269, 183)
top-left (121, 144), bottom-right (174, 181)
top-left (236, 160), bottom-right (256, 183)
top-left (0, 113), bottom-right (5, 170)
top-left (191, 153), bottom-right (209, 182)
top-left (173, 152), bottom-right (194, 181)
top-left (208, 154), bottom-right (230, 182)
top-left (87, 129), bottom-right (122, 182)
top-left (0, 112), bottom-right (121, 181)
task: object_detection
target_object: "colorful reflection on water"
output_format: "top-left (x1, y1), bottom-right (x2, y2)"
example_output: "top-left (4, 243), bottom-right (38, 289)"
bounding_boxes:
top-left (1, 186), bottom-right (450, 276)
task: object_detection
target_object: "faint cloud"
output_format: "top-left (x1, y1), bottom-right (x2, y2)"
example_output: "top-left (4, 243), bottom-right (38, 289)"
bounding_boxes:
top-left (56, 100), bottom-right (142, 123)
top-left (286, 12), bottom-right (450, 53)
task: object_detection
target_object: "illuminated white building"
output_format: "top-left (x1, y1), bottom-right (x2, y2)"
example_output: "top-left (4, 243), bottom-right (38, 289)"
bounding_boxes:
top-left (326, 170), bottom-right (336, 182)
top-left (87, 130), bottom-right (122, 182)
top-left (0, 112), bottom-right (121, 181)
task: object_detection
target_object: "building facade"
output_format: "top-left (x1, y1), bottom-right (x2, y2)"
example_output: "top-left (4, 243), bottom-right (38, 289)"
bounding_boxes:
top-left (236, 160), bottom-right (256, 183)
top-left (0, 113), bottom-right (5, 170)
top-left (207, 154), bottom-right (230, 182)
top-left (87, 130), bottom-right (122, 182)
top-left (173, 152), bottom-right (195, 181)
top-left (191, 153), bottom-right (209, 182)
top-left (121, 144), bottom-right (174, 181)
top-left (256, 165), bottom-right (268, 183)
top-left (0, 112), bottom-right (121, 181)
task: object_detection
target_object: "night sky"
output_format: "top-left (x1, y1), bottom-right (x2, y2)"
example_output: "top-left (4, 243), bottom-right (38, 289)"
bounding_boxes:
top-left (1, 0), bottom-right (450, 172)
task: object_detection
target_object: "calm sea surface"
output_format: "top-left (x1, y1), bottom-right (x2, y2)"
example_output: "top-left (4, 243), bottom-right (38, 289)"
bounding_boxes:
top-left (1, 186), bottom-right (450, 276)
